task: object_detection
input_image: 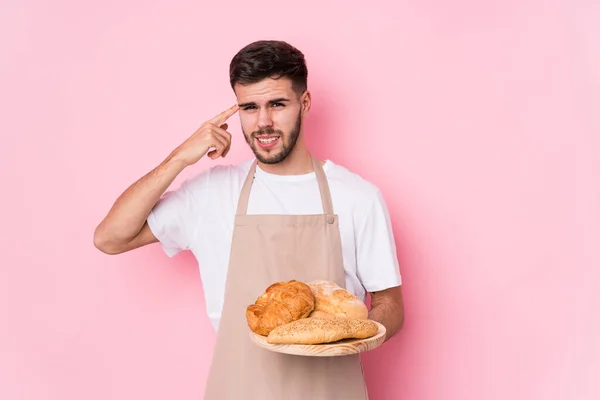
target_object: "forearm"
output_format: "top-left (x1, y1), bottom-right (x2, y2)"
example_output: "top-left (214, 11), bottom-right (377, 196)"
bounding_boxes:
top-left (94, 152), bottom-right (187, 249)
top-left (368, 288), bottom-right (405, 341)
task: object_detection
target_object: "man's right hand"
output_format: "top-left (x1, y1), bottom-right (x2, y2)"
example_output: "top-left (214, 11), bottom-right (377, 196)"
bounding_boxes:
top-left (171, 104), bottom-right (239, 166)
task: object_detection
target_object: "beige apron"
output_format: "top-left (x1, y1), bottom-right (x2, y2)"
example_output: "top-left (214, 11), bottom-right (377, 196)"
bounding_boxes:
top-left (203, 155), bottom-right (369, 399)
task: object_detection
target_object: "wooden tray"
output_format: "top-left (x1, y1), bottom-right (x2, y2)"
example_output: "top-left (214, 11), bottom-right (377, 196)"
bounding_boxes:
top-left (249, 320), bottom-right (386, 357)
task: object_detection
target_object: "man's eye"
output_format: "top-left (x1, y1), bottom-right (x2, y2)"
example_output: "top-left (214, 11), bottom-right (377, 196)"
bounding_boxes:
top-left (243, 105), bottom-right (256, 110)
top-left (272, 103), bottom-right (284, 107)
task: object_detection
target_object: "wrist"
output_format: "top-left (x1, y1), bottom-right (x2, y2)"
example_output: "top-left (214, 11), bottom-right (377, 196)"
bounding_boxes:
top-left (163, 150), bottom-right (190, 171)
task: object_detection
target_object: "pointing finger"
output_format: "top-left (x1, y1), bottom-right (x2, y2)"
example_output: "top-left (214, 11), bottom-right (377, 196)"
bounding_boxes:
top-left (210, 104), bottom-right (239, 125)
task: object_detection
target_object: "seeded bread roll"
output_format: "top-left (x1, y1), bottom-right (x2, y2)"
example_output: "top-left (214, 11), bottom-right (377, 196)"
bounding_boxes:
top-left (307, 280), bottom-right (369, 320)
top-left (266, 316), bottom-right (379, 345)
top-left (246, 280), bottom-right (315, 336)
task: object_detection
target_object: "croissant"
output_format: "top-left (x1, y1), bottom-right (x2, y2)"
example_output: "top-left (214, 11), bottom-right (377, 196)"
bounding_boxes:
top-left (246, 280), bottom-right (315, 336)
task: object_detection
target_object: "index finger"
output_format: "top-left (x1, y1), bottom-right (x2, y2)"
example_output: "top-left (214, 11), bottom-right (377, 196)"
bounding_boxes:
top-left (210, 104), bottom-right (239, 125)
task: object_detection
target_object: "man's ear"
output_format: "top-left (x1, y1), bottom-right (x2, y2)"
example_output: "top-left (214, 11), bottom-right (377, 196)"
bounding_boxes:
top-left (301, 90), bottom-right (311, 116)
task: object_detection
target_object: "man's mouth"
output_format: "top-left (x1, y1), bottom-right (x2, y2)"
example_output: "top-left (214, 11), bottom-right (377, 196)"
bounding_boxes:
top-left (255, 135), bottom-right (280, 149)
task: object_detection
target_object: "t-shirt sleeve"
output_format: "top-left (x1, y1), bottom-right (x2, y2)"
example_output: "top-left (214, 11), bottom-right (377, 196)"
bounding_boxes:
top-left (355, 189), bottom-right (402, 292)
top-left (146, 175), bottom-right (204, 258)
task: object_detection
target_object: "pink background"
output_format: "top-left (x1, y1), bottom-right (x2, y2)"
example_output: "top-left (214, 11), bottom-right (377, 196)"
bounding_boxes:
top-left (1, 0), bottom-right (599, 399)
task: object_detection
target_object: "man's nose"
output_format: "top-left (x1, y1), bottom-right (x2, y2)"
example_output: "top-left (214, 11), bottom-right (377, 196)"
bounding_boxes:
top-left (257, 108), bottom-right (273, 129)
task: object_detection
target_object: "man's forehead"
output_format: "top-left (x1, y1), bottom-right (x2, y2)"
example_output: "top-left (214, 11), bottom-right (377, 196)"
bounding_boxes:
top-left (234, 78), bottom-right (294, 102)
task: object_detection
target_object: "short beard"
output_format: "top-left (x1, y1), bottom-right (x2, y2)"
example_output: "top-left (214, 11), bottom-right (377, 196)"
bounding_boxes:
top-left (243, 111), bottom-right (302, 165)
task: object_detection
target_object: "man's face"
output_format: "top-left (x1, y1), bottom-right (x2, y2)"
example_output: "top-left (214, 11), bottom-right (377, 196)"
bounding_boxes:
top-left (235, 78), bottom-right (308, 164)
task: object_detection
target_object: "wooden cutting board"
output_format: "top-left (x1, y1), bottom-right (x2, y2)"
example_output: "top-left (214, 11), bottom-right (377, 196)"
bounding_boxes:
top-left (248, 320), bottom-right (386, 357)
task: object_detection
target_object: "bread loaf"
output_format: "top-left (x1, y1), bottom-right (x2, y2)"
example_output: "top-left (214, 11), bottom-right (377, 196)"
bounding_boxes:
top-left (308, 310), bottom-right (337, 319)
top-left (307, 280), bottom-right (368, 320)
top-left (266, 316), bottom-right (379, 345)
top-left (246, 280), bottom-right (315, 336)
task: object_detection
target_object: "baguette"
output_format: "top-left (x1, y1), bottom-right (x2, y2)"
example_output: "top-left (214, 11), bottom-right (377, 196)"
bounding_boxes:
top-left (266, 316), bottom-right (379, 345)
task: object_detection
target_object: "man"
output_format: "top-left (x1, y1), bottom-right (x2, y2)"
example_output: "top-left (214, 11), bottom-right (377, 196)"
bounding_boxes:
top-left (94, 40), bottom-right (404, 399)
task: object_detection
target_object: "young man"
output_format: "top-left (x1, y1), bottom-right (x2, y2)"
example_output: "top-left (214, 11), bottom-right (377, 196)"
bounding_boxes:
top-left (94, 40), bottom-right (404, 399)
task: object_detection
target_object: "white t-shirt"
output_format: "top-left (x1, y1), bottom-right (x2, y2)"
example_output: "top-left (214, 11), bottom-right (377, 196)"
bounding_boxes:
top-left (147, 159), bottom-right (402, 331)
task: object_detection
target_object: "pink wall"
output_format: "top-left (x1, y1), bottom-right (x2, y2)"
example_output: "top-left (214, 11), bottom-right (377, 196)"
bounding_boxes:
top-left (2, 1), bottom-right (599, 399)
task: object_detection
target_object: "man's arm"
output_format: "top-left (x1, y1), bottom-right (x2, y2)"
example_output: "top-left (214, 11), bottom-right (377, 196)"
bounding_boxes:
top-left (368, 285), bottom-right (405, 341)
top-left (93, 104), bottom-right (239, 255)
top-left (93, 157), bottom-right (187, 254)
top-left (353, 188), bottom-right (405, 341)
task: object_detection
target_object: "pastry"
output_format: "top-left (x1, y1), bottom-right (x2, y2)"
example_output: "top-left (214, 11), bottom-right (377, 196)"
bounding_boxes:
top-left (246, 280), bottom-right (315, 336)
top-left (307, 280), bottom-right (369, 320)
top-left (308, 310), bottom-right (337, 319)
top-left (266, 316), bottom-right (379, 345)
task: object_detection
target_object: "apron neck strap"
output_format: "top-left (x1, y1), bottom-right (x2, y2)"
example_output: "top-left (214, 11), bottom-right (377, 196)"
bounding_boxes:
top-left (311, 155), bottom-right (335, 216)
top-left (236, 155), bottom-right (334, 216)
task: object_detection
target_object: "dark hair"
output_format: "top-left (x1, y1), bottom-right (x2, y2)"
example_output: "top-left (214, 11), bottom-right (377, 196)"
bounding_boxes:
top-left (229, 40), bottom-right (308, 95)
